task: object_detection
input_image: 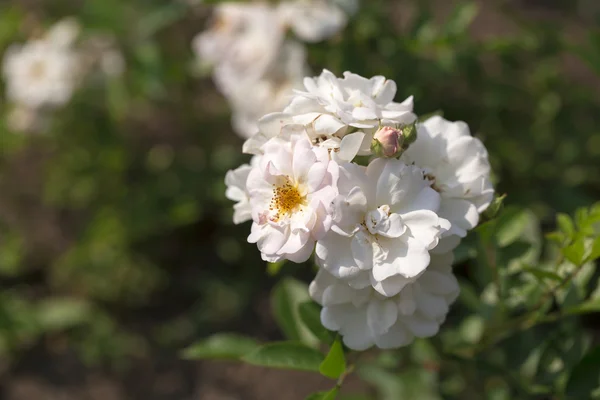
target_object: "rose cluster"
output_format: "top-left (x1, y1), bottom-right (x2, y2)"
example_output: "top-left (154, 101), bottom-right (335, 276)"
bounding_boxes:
top-left (2, 18), bottom-right (125, 133)
top-left (192, 0), bottom-right (358, 138)
top-left (225, 70), bottom-right (494, 350)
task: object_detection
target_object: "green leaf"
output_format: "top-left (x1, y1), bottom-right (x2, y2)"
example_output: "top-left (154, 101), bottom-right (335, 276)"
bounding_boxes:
top-left (181, 333), bottom-right (259, 360)
top-left (37, 298), bottom-right (91, 331)
top-left (267, 260), bottom-right (286, 276)
top-left (359, 365), bottom-right (441, 400)
top-left (481, 193), bottom-right (506, 222)
top-left (305, 388), bottom-right (340, 400)
top-left (242, 342), bottom-right (324, 372)
top-left (546, 231), bottom-right (566, 245)
top-left (557, 213), bottom-right (575, 240)
top-left (445, 2), bottom-right (479, 36)
top-left (523, 266), bottom-right (563, 283)
top-left (137, 3), bottom-right (187, 39)
top-left (494, 207), bottom-right (540, 248)
top-left (563, 239), bottom-right (586, 265)
top-left (271, 278), bottom-right (318, 346)
top-left (586, 236), bottom-right (600, 262)
top-left (319, 337), bottom-right (346, 379)
top-left (299, 301), bottom-right (334, 344)
top-left (453, 237), bottom-right (477, 264)
top-left (565, 345), bottom-right (600, 398)
top-left (564, 298), bottom-right (600, 316)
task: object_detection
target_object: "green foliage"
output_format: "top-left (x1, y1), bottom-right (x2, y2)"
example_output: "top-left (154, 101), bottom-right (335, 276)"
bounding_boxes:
top-left (181, 333), bottom-right (259, 360)
top-left (319, 337), bottom-right (346, 379)
top-left (306, 388), bottom-right (340, 400)
top-left (272, 277), bottom-right (319, 346)
top-left (242, 342), bottom-right (325, 372)
top-left (565, 345), bottom-right (600, 398)
top-left (299, 301), bottom-right (335, 345)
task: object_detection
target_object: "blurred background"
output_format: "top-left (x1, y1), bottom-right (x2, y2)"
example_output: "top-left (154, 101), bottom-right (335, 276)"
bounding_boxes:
top-left (0, 0), bottom-right (599, 399)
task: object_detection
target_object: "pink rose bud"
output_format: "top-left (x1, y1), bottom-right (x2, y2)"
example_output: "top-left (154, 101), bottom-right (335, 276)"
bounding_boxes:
top-left (372, 126), bottom-right (402, 157)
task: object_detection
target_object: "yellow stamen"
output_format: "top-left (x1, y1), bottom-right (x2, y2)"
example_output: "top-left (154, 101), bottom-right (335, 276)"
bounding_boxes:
top-left (269, 180), bottom-right (305, 221)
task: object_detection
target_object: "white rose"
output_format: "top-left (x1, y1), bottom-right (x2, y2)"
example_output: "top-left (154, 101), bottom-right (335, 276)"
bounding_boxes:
top-left (316, 158), bottom-right (450, 296)
top-left (401, 116), bottom-right (494, 241)
top-left (246, 135), bottom-right (339, 262)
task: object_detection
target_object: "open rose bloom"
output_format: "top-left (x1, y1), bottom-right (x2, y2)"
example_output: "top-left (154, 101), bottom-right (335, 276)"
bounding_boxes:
top-left (225, 70), bottom-right (494, 350)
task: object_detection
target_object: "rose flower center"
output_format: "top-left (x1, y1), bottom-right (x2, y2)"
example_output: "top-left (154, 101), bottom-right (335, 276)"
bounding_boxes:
top-left (270, 180), bottom-right (305, 221)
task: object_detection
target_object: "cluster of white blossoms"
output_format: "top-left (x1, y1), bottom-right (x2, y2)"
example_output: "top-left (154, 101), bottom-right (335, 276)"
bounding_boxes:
top-left (225, 69), bottom-right (494, 350)
top-left (192, 0), bottom-right (358, 138)
top-left (2, 18), bottom-right (125, 133)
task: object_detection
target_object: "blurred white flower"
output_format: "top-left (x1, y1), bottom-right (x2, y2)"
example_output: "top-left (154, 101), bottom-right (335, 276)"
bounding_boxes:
top-left (2, 38), bottom-right (81, 109)
top-left (44, 17), bottom-right (81, 49)
top-left (242, 112), bottom-right (297, 155)
top-left (278, 0), bottom-right (348, 42)
top-left (309, 251), bottom-right (459, 350)
top-left (401, 116), bottom-right (494, 240)
top-left (225, 156), bottom-right (261, 225)
top-left (246, 135), bottom-right (338, 262)
top-left (316, 158), bottom-right (449, 297)
top-left (193, 3), bottom-right (285, 96)
top-left (227, 41), bottom-right (307, 139)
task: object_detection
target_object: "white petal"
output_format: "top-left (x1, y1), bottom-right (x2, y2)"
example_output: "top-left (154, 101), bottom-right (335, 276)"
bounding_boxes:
top-left (371, 274), bottom-right (412, 297)
top-left (331, 187), bottom-right (367, 232)
top-left (432, 235), bottom-right (461, 254)
top-left (305, 162), bottom-right (327, 193)
top-left (405, 314), bottom-right (440, 338)
top-left (367, 300), bottom-right (398, 336)
top-left (338, 162), bottom-right (370, 199)
top-left (258, 112), bottom-right (293, 139)
top-left (376, 213), bottom-right (406, 238)
top-left (316, 232), bottom-right (361, 279)
top-left (322, 284), bottom-right (356, 306)
top-left (309, 269), bottom-right (337, 304)
top-left (232, 202), bottom-right (252, 224)
top-left (336, 131), bottom-right (365, 162)
top-left (402, 210), bottom-right (443, 249)
top-left (351, 231), bottom-right (374, 271)
top-left (293, 144), bottom-right (317, 182)
top-left (396, 187), bottom-right (441, 214)
top-left (373, 322), bottom-right (414, 349)
top-left (397, 285), bottom-right (417, 315)
top-left (258, 225), bottom-right (288, 255)
top-left (352, 106), bottom-right (378, 121)
top-left (414, 286), bottom-right (449, 320)
top-left (277, 229), bottom-right (310, 259)
top-left (373, 237), bottom-right (430, 281)
top-left (313, 113), bottom-right (347, 134)
top-left (339, 307), bottom-right (373, 351)
top-left (419, 269), bottom-right (459, 296)
top-left (438, 198), bottom-right (479, 236)
top-left (373, 79), bottom-right (396, 104)
top-left (321, 305), bottom-right (346, 331)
